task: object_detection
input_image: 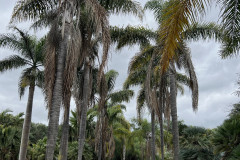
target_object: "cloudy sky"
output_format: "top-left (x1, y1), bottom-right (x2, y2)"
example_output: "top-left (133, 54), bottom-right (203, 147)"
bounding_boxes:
top-left (0, 0), bottom-right (239, 128)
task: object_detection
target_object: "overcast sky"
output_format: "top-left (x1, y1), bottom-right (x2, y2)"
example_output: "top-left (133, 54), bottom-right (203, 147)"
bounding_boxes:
top-left (0, 0), bottom-right (239, 128)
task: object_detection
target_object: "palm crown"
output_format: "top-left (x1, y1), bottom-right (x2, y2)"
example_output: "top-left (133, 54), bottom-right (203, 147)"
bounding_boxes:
top-left (0, 28), bottom-right (44, 98)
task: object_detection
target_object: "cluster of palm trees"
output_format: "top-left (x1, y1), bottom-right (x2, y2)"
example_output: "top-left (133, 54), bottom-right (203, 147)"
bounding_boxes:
top-left (0, 0), bottom-right (240, 159)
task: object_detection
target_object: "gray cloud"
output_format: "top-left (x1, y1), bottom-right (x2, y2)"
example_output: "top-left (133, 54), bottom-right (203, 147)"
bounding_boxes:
top-left (0, 0), bottom-right (239, 128)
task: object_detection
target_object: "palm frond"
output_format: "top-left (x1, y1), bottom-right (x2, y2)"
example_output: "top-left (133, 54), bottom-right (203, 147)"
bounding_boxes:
top-left (219, 0), bottom-right (240, 37)
top-left (11, 0), bottom-right (57, 23)
top-left (136, 87), bottom-right (145, 119)
top-left (177, 43), bottom-right (198, 111)
top-left (183, 23), bottom-right (224, 42)
top-left (0, 34), bottom-right (23, 53)
top-left (128, 46), bottom-right (155, 73)
top-left (159, 0), bottom-right (210, 72)
top-left (111, 26), bottom-right (157, 49)
top-left (0, 55), bottom-right (27, 73)
top-left (100, 0), bottom-right (143, 19)
top-left (30, 9), bottom-right (58, 30)
top-left (109, 90), bottom-right (134, 104)
top-left (144, 0), bottom-right (164, 24)
top-left (85, 0), bottom-right (111, 82)
top-left (18, 67), bottom-right (34, 99)
top-left (105, 70), bottom-right (119, 92)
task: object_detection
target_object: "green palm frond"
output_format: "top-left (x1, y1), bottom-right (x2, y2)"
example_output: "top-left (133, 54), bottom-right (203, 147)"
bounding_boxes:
top-left (30, 10), bottom-right (58, 30)
top-left (109, 90), bottom-right (134, 104)
top-left (220, 36), bottom-right (240, 59)
top-left (11, 0), bottom-right (57, 23)
top-left (176, 73), bottom-right (191, 88)
top-left (177, 83), bottom-right (185, 95)
top-left (110, 26), bottom-right (157, 49)
top-left (0, 34), bottom-right (23, 52)
top-left (18, 67), bottom-right (34, 99)
top-left (144, 0), bottom-right (164, 24)
top-left (123, 68), bottom-right (146, 89)
top-left (219, 0), bottom-right (240, 37)
top-left (128, 46), bottom-right (155, 73)
top-left (136, 87), bottom-right (145, 119)
top-left (183, 23), bottom-right (224, 42)
top-left (100, 0), bottom-right (143, 18)
top-left (0, 55), bottom-right (27, 73)
top-left (35, 70), bottom-right (44, 89)
top-left (105, 70), bottom-right (119, 92)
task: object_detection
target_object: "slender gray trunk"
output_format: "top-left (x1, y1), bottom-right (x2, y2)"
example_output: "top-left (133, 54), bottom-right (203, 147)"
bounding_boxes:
top-left (170, 70), bottom-right (179, 160)
top-left (19, 82), bottom-right (35, 160)
top-left (78, 57), bottom-right (90, 160)
top-left (159, 108), bottom-right (164, 160)
top-left (123, 142), bottom-right (126, 160)
top-left (98, 108), bottom-right (105, 160)
top-left (45, 23), bottom-right (69, 160)
top-left (141, 143), bottom-right (144, 160)
top-left (151, 110), bottom-right (156, 160)
top-left (59, 105), bottom-right (70, 160)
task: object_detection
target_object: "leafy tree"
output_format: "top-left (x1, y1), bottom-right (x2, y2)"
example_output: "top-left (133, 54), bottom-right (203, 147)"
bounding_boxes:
top-left (0, 110), bottom-right (23, 160)
top-left (212, 103), bottom-right (240, 160)
top-left (179, 126), bottom-right (219, 160)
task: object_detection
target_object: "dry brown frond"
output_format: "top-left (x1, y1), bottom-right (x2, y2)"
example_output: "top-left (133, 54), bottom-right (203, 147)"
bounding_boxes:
top-left (62, 24), bottom-right (82, 110)
top-left (85, 0), bottom-right (111, 83)
top-left (44, 20), bottom-right (60, 111)
top-left (159, 0), bottom-right (209, 72)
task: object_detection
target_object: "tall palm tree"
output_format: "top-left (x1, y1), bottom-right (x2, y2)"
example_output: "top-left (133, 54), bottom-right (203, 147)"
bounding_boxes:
top-left (0, 28), bottom-right (44, 160)
top-left (112, 20), bottom-right (223, 159)
top-left (113, 118), bottom-right (131, 160)
top-left (96, 70), bottom-right (134, 160)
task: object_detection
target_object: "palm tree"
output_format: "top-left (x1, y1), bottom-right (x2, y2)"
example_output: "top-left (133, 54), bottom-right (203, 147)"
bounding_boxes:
top-left (96, 70), bottom-right (134, 160)
top-left (11, 1), bottom-right (142, 159)
top-left (112, 110), bottom-right (131, 160)
top-left (11, 1), bottom-right (110, 159)
top-left (112, 1), bottom-right (224, 158)
top-left (0, 28), bottom-right (44, 160)
top-left (180, 126), bottom-right (218, 160)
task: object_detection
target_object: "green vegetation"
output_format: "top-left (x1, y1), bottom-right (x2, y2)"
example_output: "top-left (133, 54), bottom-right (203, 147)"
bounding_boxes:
top-left (0, 0), bottom-right (240, 159)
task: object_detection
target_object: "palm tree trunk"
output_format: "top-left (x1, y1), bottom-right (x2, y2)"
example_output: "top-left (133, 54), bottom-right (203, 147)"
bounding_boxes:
top-left (141, 142), bottom-right (144, 160)
top-left (45, 23), bottom-right (69, 160)
top-left (170, 68), bottom-right (179, 160)
top-left (59, 105), bottom-right (70, 160)
top-left (123, 141), bottom-right (126, 160)
top-left (159, 108), bottom-right (164, 160)
top-left (19, 82), bottom-right (35, 160)
top-left (98, 107), bottom-right (105, 160)
top-left (78, 57), bottom-right (91, 160)
top-left (151, 110), bottom-right (156, 160)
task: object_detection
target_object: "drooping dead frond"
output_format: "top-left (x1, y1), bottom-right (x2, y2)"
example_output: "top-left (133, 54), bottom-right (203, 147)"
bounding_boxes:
top-left (85, 0), bottom-right (111, 82)
top-left (98, 75), bottom-right (108, 111)
top-left (62, 24), bottom-right (82, 111)
top-left (44, 20), bottom-right (60, 110)
top-left (177, 42), bottom-right (198, 111)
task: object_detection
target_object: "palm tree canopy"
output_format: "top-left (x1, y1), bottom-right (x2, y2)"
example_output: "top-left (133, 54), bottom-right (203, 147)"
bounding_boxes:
top-left (0, 28), bottom-right (45, 98)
